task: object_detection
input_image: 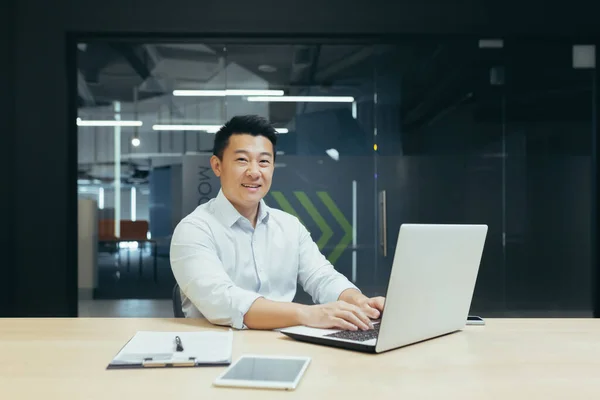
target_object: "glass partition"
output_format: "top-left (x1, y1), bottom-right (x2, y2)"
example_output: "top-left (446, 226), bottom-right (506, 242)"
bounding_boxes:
top-left (502, 41), bottom-right (595, 314)
top-left (77, 39), bottom-right (595, 316)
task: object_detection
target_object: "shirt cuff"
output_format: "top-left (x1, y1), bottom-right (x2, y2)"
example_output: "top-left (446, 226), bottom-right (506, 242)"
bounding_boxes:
top-left (229, 287), bottom-right (263, 330)
top-left (321, 279), bottom-right (360, 305)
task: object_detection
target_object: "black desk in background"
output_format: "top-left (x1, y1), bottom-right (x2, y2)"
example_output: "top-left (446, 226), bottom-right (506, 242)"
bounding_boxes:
top-left (99, 239), bottom-right (158, 283)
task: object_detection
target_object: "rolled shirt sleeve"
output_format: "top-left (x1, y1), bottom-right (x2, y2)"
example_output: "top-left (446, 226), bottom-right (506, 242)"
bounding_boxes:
top-left (169, 219), bottom-right (262, 329)
top-left (296, 222), bottom-right (359, 304)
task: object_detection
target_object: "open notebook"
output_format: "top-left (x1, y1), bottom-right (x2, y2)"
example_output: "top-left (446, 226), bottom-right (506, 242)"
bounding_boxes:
top-left (107, 330), bottom-right (233, 369)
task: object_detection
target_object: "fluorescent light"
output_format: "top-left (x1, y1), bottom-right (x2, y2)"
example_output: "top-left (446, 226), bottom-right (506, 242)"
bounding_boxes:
top-left (122, 152), bottom-right (199, 159)
top-left (173, 90), bottom-right (224, 97)
top-left (247, 96), bottom-right (355, 103)
top-left (152, 124), bottom-right (288, 134)
top-left (131, 187), bottom-right (136, 222)
top-left (225, 89), bottom-right (284, 96)
top-left (153, 124), bottom-right (220, 132)
top-left (326, 148), bottom-right (340, 161)
top-left (118, 241), bottom-right (139, 249)
top-left (98, 188), bottom-right (104, 210)
top-left (173, 89), bottom-right (284, 96)
top-left (77, 118), bottom-right (142, 127)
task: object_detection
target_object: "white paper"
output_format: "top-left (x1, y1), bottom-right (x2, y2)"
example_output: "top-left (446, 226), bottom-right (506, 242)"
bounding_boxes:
top-left (113, 330), bottom-right (233, 364)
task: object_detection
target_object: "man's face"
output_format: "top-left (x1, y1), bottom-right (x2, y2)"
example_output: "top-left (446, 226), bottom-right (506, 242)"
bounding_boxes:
top-left (210, 133), bottom-right (275, 210)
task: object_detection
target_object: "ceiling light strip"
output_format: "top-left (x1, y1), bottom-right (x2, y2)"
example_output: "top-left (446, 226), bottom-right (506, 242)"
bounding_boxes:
top-left (152, 124), bottom-right (288, 134)
top-left (77, 118), bottom-right (142, 127)
top-left (173, 89), bottom-right (284, 96)
top-left (246, 96), bottom-right (354, 103)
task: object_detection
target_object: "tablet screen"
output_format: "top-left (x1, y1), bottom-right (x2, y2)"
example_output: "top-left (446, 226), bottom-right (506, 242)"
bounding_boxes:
top-left (220, 357), bottom-right (308, 383)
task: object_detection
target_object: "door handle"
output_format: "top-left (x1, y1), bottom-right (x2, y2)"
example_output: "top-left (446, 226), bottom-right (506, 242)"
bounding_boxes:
top-left (378, 190), bottom-right (387, 257)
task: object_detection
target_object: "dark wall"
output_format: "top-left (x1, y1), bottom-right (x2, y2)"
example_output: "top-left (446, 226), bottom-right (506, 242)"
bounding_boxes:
top-left (56, 0), bottom-right (600, 36)
top-left (10, 3), bottom-right (76, 317)
top-left (595, 63), bottom-right (600, 318)
top-left (1, 0), bottom-right (16, 317)
top-left (4, 0), bottom-right (600, 316)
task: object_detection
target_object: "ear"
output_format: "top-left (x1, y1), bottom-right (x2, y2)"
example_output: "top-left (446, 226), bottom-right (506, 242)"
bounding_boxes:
top-left (210, 155), bottom-right (222, 177)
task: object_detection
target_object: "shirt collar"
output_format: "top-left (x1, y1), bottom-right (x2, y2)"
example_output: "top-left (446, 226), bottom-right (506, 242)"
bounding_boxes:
top-left (214, 189), bottom-right (270, 227)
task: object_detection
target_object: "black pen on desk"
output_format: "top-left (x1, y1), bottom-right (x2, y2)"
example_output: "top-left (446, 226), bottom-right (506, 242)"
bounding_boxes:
top-left (175, 335), bottom-right (184, 352)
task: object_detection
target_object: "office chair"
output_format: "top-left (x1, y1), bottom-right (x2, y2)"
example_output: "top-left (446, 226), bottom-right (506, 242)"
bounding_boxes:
top-left (172, 283), bottom-right (185, 318)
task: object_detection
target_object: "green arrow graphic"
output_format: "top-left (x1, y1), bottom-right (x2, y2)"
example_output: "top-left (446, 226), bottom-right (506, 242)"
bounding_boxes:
top-left (270, 191), bottom-right (304, 225)
top-left (294, 191), bottom-right (333, 250)
top-left (317, 191), bottom-right (352, 265)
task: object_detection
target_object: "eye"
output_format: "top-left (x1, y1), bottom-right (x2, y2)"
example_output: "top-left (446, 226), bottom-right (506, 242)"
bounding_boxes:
top-left (236, 157), bottom-right (248, 162)
top-left (260, 159), bottom-right (271, 164)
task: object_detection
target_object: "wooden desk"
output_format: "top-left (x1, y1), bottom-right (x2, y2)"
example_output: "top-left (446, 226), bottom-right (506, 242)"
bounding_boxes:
top-left (1, 318), bottom-right (599, 399)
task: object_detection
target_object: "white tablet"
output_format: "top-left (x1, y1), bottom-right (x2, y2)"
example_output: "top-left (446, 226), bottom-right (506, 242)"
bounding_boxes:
top-left (213, 354), bottom-right (311, 390)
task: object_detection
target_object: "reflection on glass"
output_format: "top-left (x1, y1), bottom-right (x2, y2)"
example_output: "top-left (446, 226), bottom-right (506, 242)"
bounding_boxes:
top-left (76, 40), bottom-right (595, 317)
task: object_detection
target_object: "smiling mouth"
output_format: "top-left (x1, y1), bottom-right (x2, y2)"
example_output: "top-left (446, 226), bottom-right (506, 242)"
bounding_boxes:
top-left (241, 184), bottom-right (261, 189)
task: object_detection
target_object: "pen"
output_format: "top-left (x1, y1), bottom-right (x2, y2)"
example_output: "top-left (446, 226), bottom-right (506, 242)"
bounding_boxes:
top-left (175, 336), bottom-right (184, 352)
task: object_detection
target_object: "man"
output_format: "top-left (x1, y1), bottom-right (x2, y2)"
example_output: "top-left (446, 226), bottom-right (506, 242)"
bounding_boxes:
top-left (170, 115), bottom-right (385, 330)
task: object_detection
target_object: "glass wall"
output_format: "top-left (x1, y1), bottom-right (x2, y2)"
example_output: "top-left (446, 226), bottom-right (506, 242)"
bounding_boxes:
top-left (77, 39), bottom-right (595, 316)
top-left (502, 41), bottom-right (594, 313)
top-left (372, 40), bottom-right (595, 315)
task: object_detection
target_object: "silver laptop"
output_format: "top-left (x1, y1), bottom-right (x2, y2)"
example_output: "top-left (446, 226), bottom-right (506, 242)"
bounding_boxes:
top-left (280, 223), bottom-right (488, 353)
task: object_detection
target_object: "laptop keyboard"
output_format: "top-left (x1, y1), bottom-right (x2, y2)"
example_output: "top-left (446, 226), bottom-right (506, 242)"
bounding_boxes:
top-left (324, 322), bottom-right (380, 342)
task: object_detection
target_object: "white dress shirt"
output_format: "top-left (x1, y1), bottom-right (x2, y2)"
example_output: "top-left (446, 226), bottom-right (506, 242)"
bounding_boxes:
top-left (169, 189), bottom-right (359, 329)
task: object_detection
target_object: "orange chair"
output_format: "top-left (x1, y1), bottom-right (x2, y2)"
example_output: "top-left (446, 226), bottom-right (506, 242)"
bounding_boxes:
top-left (98, 220), bottom-right (149, 240)
top-left (120, 220), bottom-right (149, 241)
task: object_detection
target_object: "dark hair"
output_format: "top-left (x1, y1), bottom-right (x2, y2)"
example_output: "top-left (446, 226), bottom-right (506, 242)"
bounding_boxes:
top-left (212, 115), bottom-right (278, 160)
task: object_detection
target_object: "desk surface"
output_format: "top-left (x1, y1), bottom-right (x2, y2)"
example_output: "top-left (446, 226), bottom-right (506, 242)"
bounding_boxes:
top-left (1, 318), bottom-right (599, 399)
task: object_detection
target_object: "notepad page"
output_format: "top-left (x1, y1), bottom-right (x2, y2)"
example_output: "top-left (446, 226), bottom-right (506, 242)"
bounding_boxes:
top-left (113, 330), bottom-right (233, 364)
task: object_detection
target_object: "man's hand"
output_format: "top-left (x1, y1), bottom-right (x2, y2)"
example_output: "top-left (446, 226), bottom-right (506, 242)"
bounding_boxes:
top-left (297, 301), bottom-right (374, 331)
top-left (352, 296), bottom-right (385, 319)
top-left (338, 289), bottom-right (386, 320)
